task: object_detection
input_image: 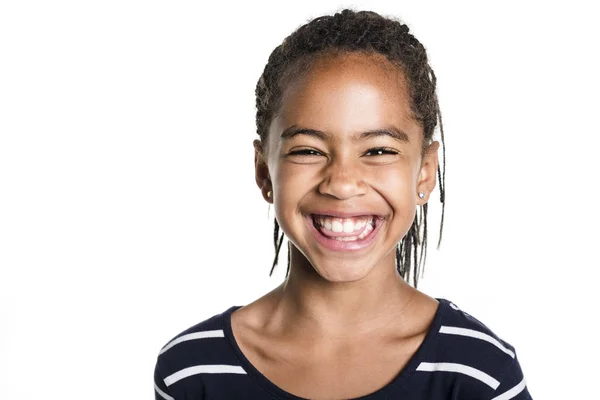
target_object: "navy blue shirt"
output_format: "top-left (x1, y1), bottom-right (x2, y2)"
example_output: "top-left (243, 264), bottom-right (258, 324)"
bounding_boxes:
top-left (154, 298), bottom-right (532, 399)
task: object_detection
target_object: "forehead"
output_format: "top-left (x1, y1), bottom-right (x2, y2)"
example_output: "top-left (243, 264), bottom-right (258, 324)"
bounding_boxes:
top-left (271, 52), bottom-right (421, 141)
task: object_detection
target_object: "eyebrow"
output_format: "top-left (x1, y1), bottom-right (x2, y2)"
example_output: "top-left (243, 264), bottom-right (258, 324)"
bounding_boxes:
top-left (280, 125), bottom-right (410, 143)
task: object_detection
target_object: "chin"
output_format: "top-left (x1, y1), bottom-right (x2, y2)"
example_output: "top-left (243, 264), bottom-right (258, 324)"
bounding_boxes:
top-left (311, 260), bottom-right (375, 283)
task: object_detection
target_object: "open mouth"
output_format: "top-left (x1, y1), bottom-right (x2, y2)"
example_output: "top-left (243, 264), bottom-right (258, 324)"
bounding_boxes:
top-left (310, 214), bottom-right (379, 242)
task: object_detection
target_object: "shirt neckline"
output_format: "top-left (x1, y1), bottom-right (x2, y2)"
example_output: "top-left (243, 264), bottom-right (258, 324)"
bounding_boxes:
top-left (222, 297), bottom-right (448, 400)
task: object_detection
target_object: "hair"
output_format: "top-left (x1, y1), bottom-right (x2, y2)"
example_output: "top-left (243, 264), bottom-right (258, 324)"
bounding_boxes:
top-left (255, 8), bottom-right (446, 288)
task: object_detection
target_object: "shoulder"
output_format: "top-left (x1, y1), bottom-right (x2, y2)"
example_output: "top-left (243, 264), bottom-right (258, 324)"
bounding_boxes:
top-left (438, 298), bottom-right (516, 355)
top-left (156, 306), bottom-right (241, 372)
top-left (423, 299), bottom-right (532, 399)
top-left (153, 306), bottom-right (243, 398)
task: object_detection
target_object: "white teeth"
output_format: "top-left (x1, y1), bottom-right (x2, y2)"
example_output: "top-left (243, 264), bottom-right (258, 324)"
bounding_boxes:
top-left (332, 222), bottom-right (375, 241)
top-left (357, 222), bottom-right (374, 239)
top-left (343, 221), bottom-right (354, 233)
top-left (331, 221), bottom-right (343, 232)
top-left (335, 236), bottom-right (357, 241)
top-left (314, 215), bottom-right (374, 234)
top-left (312, 214), bottom-right (377, 242)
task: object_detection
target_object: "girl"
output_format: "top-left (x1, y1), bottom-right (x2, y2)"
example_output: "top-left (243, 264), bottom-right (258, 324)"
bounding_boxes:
top-left (154, 9), bottom-right (531, 400)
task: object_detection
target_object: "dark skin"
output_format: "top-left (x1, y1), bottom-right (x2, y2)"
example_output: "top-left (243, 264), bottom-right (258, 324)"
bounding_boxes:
top-left (232, 52), bottom-right (441, 399)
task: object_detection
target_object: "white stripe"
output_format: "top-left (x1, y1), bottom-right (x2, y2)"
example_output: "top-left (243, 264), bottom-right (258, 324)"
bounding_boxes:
top-left (154, 382), bottom-right (174, 400)
top-left (449, 302), bottom-right (460, 310)
top-left (160, 330), bottom-right (224, 354)
top-left (416, 362), bottom-right (500, 389)
top-left (165, 364), bottom-right (247, 386)
top-left (491, 377), bottom-right (527, 400)
top-left (440, 326), bottom-right (515, 358)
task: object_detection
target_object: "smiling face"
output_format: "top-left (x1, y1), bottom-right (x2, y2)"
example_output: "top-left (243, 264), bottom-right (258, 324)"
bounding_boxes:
top-left (254, 51), bottom-right (439, 283)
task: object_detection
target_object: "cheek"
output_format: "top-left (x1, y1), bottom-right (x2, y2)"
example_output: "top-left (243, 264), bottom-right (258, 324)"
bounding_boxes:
top-left (372, 166), bottom-right (419, 218)
top-left (371, 163), bottom-right (416, 191)
top-left (272, 165), bottom-right (305, 217)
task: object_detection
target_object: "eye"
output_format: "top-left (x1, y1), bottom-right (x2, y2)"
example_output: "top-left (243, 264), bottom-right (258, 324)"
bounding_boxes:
top-left (287, 148), bottom-right (323, 157)
top-left (364, 147), bottom-right (399, 156)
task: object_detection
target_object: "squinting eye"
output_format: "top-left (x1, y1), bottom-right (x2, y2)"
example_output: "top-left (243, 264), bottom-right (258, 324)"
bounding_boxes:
top-left (288, 149), bottom-right (322, 156)
top-left (364, 147), bottom-right (399, 156)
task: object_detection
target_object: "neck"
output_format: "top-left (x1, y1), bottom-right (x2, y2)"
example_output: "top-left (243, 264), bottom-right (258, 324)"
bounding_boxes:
top-left (264, 245), bottom-right (417, 339)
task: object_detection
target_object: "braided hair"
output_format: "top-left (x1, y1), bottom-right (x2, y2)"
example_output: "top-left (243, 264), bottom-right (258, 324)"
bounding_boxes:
top-left (255, 8), bottom-right (446, 288)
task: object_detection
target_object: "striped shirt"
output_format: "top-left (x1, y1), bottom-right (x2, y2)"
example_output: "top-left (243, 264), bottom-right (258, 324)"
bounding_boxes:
top-left (154, 298), bottom-right (532, 399)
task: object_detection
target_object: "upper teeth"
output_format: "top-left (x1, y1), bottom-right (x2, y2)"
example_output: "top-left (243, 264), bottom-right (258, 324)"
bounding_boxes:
top-left (314, 215), bottom-right (374, 233)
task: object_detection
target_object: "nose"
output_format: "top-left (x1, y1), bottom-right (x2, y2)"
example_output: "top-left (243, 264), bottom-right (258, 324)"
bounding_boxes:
top-left (318, 157), bottom-right (367, 200)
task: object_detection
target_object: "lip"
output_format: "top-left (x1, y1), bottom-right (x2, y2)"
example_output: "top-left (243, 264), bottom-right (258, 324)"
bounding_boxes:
top-left (304, 214), bottom-right (384, 252)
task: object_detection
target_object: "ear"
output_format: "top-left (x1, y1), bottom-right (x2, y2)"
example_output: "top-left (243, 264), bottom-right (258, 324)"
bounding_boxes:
top-left (417, 141), bottom-right (440, 205)
top-left (254, 139), bottom-right (272, 203)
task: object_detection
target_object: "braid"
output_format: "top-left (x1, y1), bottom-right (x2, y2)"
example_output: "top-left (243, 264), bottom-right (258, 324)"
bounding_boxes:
top-left (435, 98), bottom-right (446, 249)
top-left (257, 8), bottom-right (446, 288)
top-left (269, 218), bottom-right (291, 279)
top-left (270, 219), bottom-right (285, 276)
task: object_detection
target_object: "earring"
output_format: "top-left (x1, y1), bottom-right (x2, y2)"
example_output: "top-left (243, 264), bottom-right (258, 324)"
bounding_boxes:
top-left (418, 192), bottom-right (425, 199)
top-left (267, 190), bottom-right (272, 198)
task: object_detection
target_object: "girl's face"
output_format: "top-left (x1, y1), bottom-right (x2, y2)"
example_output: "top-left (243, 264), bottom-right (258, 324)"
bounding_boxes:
top-left (255, 52), bottom-right (439, 283)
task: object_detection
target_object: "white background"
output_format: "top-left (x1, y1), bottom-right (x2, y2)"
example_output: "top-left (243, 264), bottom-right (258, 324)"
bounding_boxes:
top-left (1, 1), bottom-right (598, 398)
